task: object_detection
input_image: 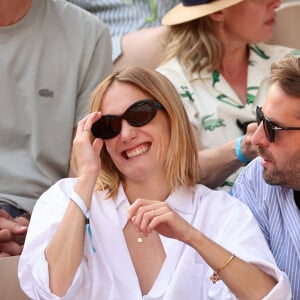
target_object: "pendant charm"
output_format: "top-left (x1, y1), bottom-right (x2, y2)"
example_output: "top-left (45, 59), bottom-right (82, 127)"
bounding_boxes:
top-left (210, 272), bottom-right (220, 284)
top-left (137, 233), bottom-right (144, 244)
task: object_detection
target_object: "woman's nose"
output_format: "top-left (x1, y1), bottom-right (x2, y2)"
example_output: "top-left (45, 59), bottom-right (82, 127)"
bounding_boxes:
top-left (119, 120), bottom-right (137, 142)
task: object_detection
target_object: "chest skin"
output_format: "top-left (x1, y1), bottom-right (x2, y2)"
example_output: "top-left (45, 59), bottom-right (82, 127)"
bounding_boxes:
top-left (123, 221), bottom-right (166, 295)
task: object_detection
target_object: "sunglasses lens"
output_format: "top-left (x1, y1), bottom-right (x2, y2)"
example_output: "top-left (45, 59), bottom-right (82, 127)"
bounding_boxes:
top-left (256, 107), bottom-right (263, 125)
top-left (125, 102), bottom-right (156, 127)
top-left (91, 116), bottom-right (121, 139)
top-left (91, 100), bottom-right (162, 140)
top-left (263, 119), bottom-right (274, 142)
top-left (256, 106), bottom-right (274, 142)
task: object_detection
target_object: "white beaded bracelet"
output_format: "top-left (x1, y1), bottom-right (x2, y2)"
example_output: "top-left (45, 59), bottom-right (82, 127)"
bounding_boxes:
top-left (70, 192), bottom-right (89, 220)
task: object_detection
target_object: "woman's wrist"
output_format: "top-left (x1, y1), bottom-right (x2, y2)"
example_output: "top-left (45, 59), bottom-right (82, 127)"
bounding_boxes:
top-left (185, 227), bottom-right (205, 248)
top-left (75, 175), bottom-right (97, 208)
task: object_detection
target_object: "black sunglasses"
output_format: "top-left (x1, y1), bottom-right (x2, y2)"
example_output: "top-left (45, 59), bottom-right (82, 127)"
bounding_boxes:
top-left (256, 106), bottom-right (300, 142)
top-left (91, 99), bottom-right (163, 139)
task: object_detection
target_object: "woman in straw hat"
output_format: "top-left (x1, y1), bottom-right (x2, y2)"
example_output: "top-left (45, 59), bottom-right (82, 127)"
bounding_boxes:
top-left (157, 0), bottom-right (300, 190)
top-left (19, 67), bottom-right (290, 299)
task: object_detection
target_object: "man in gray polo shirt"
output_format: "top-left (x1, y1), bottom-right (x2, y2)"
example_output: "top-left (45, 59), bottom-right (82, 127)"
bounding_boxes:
top-left (0, 0), bottom-right (112, 256)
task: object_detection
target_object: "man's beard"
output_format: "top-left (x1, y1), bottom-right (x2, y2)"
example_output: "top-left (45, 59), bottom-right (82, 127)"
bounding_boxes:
top-left (259, 147), bottom-right (300, 189)
top-left (263, 167), bottom-right (290, 186)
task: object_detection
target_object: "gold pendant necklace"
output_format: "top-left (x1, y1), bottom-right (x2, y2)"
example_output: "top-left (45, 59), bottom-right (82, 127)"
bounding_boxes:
top-left (137, 232), bottom-right (144, 244)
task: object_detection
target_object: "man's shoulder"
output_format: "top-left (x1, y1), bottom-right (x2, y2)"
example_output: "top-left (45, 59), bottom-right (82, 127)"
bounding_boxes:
top-left (232, 158), bottom-right (273, 196)
top-left (241, 157), bottom-right (264, 177)
top-left (232, 158), bottom-right (287, 204)
top-left (46, 0), bottom-right (108, 30)
top-left (41, 0), bottom-right (111, 51)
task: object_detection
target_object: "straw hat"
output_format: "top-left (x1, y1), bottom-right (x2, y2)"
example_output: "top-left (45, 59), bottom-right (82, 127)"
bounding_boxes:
top-left (162, 0), bottom-right (244, 26)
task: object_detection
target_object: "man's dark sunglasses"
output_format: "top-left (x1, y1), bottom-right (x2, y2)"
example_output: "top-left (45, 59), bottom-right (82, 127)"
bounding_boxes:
top-left (91, 99), bottom-right (163, 139)
top-left (256, 106), bottom-right (300, 142)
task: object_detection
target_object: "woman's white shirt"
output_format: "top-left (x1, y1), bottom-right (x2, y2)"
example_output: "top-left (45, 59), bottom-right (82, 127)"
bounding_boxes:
top-left (18, 178), bottom-right (291, 299)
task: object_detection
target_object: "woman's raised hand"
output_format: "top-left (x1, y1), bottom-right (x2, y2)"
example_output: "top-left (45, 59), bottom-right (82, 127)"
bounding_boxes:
top-left (72, 112), bottom-right (103, 181)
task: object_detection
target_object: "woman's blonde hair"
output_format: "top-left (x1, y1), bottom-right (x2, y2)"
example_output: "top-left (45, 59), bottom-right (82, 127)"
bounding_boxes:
top-left (162, 16), bottom-right (223, 76)
top-left (88, 66), bottom-right (201, 198)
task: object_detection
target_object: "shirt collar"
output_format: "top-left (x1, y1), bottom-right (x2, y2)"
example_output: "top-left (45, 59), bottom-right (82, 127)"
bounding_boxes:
top-left (113, 184), bottom-right (196, 229)
top-left (166, 185), bottom-right (195, 215)
top-left (189, 43), bottom-right (271, 81)
top-left (114, 183), bottom-right (128, 209)
top-left (114, 184), bottom-right (195, 212)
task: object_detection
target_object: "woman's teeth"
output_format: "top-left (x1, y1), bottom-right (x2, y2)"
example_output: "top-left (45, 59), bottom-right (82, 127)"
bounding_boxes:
top-left (126, 144), bottom-right (150, 158)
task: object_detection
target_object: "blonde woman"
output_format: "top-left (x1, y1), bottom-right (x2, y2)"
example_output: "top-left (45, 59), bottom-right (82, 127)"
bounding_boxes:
top-left (19, 67), bottom-right (290, 299)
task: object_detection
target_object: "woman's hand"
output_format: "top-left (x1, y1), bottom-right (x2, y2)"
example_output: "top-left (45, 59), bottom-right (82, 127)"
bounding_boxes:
top-left (72, 112), bottom-right (104, 209)
top-left (72, 112), bottom-right (103, 180)
top-left (127, 199), bottom-right (194, 243)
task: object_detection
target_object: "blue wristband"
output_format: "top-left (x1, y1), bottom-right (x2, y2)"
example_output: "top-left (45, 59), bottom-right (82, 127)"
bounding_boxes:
top-left (235, 136), bottom-right (251, 164)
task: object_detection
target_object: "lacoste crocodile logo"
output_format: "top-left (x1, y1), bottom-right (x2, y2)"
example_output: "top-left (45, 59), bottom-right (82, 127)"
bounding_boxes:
top-left (212, 70), bottom-right (220, 87)
top-left (202, 114), bottom-right (226, 131)
top-left (39, 89), bottom-right (54, 97)
top-left (180, 86), bottom-right (194, 102)
top-left (246, 86), bottom-right (259, 104)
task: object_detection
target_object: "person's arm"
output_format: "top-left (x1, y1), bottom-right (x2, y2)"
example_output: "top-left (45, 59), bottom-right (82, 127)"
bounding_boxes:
top-left (44, 186), bottom-right (89, 296)
top-left (113, 26), bottom-right (168, 71)
top-left (128, 198), bottom-right (279, 300)
top-left (186, 229), bottom-right (276, 299)
top-left (197, 123), bottom-right (258, 188)
top-left (45, 112), bottom-right (103, 296)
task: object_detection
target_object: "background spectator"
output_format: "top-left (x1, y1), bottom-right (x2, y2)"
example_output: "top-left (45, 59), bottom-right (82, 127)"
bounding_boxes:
top-left (0, 0), bottom-right (112, 257)
top-left (157, 0), bottom-right (300, 190)
top-left (231, 55), bottom-right (300, 299)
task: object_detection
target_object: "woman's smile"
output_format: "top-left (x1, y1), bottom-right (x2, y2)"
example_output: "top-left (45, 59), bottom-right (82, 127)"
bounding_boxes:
top-left (123, 142), bottom-right (151, 159)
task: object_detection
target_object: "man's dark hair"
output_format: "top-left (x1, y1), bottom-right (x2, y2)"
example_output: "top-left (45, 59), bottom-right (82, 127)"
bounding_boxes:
top-left (270, 55), bottom-right (300, 98)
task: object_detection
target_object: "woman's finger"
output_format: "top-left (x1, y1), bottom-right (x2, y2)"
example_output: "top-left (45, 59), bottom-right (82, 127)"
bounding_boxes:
top-left (139, 206), bottom-right (169, 234)
top-left (83, 111), bottom-right (101, 132)
top-left (128, 199), bottom-right (161, 225)
top-left (76, 112), bottom-right (101, 135)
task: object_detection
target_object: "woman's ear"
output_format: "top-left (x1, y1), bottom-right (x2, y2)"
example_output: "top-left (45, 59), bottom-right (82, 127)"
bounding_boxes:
top-left (209, 11), bottom-right (224, 23)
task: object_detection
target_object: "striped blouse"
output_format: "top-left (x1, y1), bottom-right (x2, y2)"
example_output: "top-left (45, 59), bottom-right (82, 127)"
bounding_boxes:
top-left (231, 157), bottom-right (300, 299)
